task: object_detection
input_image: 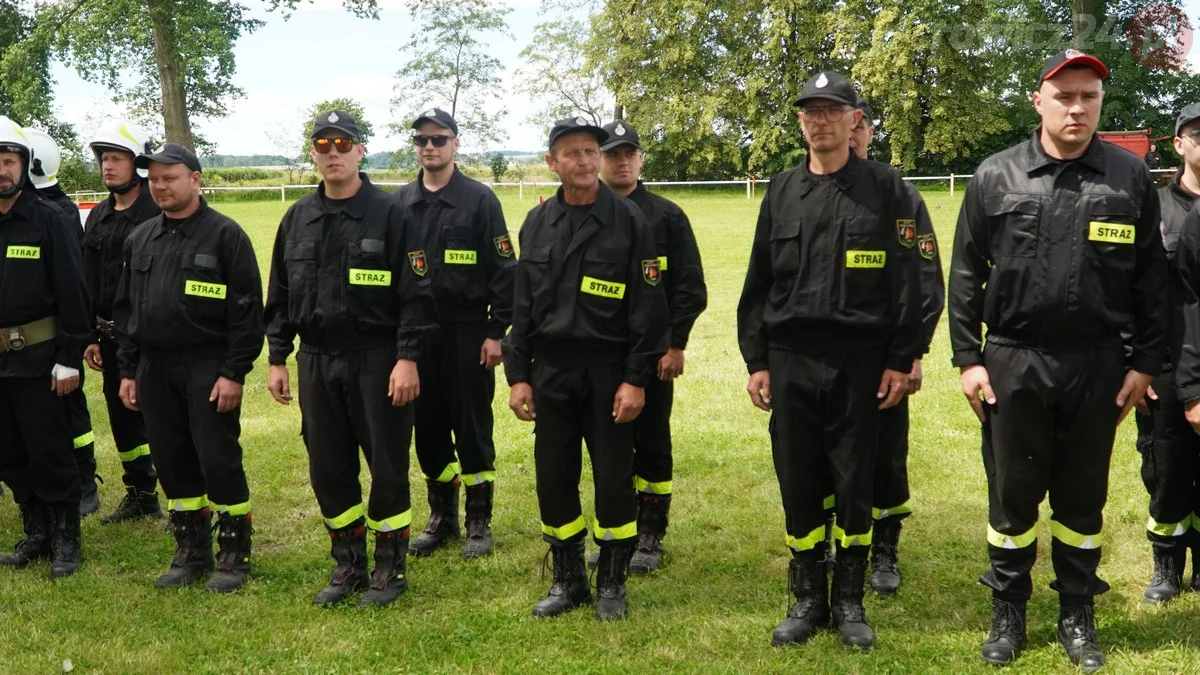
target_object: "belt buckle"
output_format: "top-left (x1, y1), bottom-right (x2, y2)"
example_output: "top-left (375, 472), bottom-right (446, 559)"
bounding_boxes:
top-left (8, 328), bottom-right (24, 351)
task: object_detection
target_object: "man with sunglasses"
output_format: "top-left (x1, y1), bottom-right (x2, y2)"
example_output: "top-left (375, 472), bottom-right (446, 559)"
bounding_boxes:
top-left (265, 109), bottom-right (436, 608)
top-left (1133, 103), bottom-right (1200, 605)
top-left (504, 117), bottom-right (668, 621)
top-left (848, 98), bottom-right (945, 597)
top-left (396, 108), bottom-right (515, 560)
top-left (949, 51), bottom-right (1167, 670)
top-left (737, 71), bottom-right (921, 652)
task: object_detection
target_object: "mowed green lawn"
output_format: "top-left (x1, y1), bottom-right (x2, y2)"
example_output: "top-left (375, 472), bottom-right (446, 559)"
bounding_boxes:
top-left (1, 186), bottom-right (1196, 673)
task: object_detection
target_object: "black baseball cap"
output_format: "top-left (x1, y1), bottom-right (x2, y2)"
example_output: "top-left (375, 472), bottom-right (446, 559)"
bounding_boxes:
top-left (310, 109), bottom-right (362, 141)
top-left (793, 71), bottom-right (857, 108)
top-left (600, 120), bottom-right (641, 151)
top-left (854, 97), bottom-right (875, 125)
top-left (548, 116), bottom-right (607, 150)
top-left (1039, 49), bottom-right (1108, 85)
top-left (135, 143), bottom-right (202, 173)
top-left (1176, 103), bottom-right (1200, 137)
top-left (412, 108), bottom-right (458, 136)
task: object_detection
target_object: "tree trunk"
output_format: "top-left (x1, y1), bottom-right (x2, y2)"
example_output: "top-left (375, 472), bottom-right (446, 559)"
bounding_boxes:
top-left (146, 0), bottom-right (195, 150)
top-left (1072, 0), bottom-right (1099, 48)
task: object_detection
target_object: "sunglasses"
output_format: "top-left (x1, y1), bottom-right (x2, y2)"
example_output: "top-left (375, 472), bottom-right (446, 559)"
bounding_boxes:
top-left (313, 138), bottom-right (356, 154)
top-left (413, 134), bottom-right (453, 148)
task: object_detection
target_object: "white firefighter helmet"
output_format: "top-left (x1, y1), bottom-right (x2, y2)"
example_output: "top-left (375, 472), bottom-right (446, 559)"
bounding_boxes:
top-left (0, 116), bottom-right (32, 196)
top-left (89, 119), bottom-right (153, 179)
top-left (24, 127), bottom-right (61, 189)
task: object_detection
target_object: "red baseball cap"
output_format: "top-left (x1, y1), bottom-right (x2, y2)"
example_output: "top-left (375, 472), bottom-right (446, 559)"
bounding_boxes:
top-left (1039, 49), bottom-right (1109, 84)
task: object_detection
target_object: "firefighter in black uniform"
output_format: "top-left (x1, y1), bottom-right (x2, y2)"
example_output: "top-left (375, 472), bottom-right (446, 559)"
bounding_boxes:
top-left (1136, 102), bottom-right (1200, 602)
top-left (737, 72), bottom-right (921, 652)
top-left (949, 51), bottom-right (1167, 671)
top-left (82, 120), bottom-right (163, 523)
top-left (26, 127), bottom-right (102, 518)
top-left (0, 117), bottom-right (90, 579)
top-left (597, 120), bottom-right (707, 573)
top-left (113, 144), bottom-right (264, 593)
top-left (848, 98), bottom-right (945, 595)
top-left (396, 108), bottom-right (515, 560)
top-left (265, 110), bottom-right (436, 608)
top-left (504, 117), bottom-right (669, 621)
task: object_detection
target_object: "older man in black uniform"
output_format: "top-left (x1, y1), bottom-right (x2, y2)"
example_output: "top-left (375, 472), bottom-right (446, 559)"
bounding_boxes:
top-left (737, 72), bottom-right (921, 652)
top-left (1137, 102), bottom-right (1200, 603)
top-left (114, 144), bottom-right (264, 593)
top-left (504, 117), bottom-right (668, 621)
top-left (265, 110), bottom-right (436, 608)
top-left (0, 117), bottom-right (90, 579)
top-left (597, 120), bottom-right (707, 573)
top-left (396, 108), bottom-right (515, 560)
top-left (848, 98), bottom-right (945, 596)
top-left (949, 51), bottom-right (1167, 671)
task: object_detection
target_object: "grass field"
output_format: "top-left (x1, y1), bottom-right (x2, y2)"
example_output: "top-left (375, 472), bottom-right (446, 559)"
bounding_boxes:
top-left (1, 186), bottom-right (1197, 673)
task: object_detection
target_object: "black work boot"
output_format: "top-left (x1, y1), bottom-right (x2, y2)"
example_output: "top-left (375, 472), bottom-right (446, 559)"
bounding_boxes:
top-left (1143, 544), bottom-right (1185, 604)
top-left (410, 478), bottom-right (461, 557)
top-left (156, 508), bottom-right (214, 589)
top-left (101, 486), bottom-right (163, 524)
top-left (595, 540), bottom-right (635, 621)
top-left (462, 482), bottom-right (494, 559)
top-left (79, 473), bottom-right (101, 518)
top-left (830, 549), bottom-right (874, 651)
top-left (206, 512), bottom-right (252, 593)
top-left (869, 520), bottom-right (902, 596)
top-left (0, 499), bottom-right (52, 567)
top-left (629, 493), bottom-right (670, 574)
top-left (49, 502), bottom-right (83, 579)
top-left (1058, 594), bottom-right (1104, 673)
top-left (532, 540), bottom-right (591, 618)
top-left (980, 595), bottom-right (1027, 666)
top-left (360, 528), bottom-right (409, 607)
top-left (771, 547), bottom-right (830, 646)
top-left (313, 520), bottom-right (368, 606)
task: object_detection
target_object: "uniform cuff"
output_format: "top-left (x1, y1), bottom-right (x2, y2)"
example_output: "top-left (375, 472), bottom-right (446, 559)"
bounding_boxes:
top-left (219, 366), bottom-right (246, 385)
top-left (746, 359), bottom-right (768, 375)
top-left (952, 350), bottom-right (984, 368)
top-left (1128, 356), bottom-right (1164, 378)
top-left (486, 323), bottom-right (508, 341)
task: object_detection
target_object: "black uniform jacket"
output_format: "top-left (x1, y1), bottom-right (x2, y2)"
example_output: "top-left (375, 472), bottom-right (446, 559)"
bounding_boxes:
top-left (626, 182), bottom-right (708, 350)
top-left (906, 182), bottom-right (946, 355)
top-left (113, 198), bottom-right (264, 384)
top-left (737, 152), bottom-right (923, 375)
top-left (265, 174), bottom-right (436, 365)
top-left (0, 189), bottom-right (90, 376)
top-left (1167, 182), bottom-right (1200, 401)
top-left (502, 182), bottom-right (669, 389)
top-left (38, 185), bottom-right (80, 234)
top-left (1154, 174), bottom-right (1197, 373)
top-left (396, 168), bottom-right (516, 339)
top-left (83, 186), bottom-right (160, 327)
top-left (949, 131), bottom-right (1168, 376)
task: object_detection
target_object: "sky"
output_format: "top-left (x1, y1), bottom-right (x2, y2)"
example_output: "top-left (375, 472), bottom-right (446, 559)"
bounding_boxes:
top-left (43, 0), bottom-right (1200, 157)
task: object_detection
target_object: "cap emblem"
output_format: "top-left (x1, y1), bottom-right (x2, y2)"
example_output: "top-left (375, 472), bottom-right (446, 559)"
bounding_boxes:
top-left (424, 109), bottom-right (437, 117)
top-left (1064, 48), bottom-right (1083, 58)
top-left (614, 124), bottom-right (626, 136)
top-left (575, 117), bottom-right (588, 126)
top-left (328, 112), bottom-right (339, 123)
top-left (816, 73), bottom-right (828, 88)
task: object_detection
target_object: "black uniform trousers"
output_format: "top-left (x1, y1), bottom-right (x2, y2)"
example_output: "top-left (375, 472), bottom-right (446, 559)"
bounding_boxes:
top-left (0, 375), bottom-right (80, 504)
top-left (769, 348), bottom-right (884, 553)
top-left (873, 397), bottom-right (912, 523)
top-left (99, 339), bottom-right (157, 492)
top-left (1135, 371), bottom-right (1200, 552)
top-left (632, 375), bottom-right (673, 496)
top-left (298, 345), bottom-right (412, 532)
top-left (135, 356), bottom-right (249, 514)
top-left (64, 366), bottom-right (95, 486)
top-left (532, 360), bottom-right (637, 544)
top-left (414, 321), bottom-right (496, 486)
top-left (980, 343), bottom-right (1124, 600)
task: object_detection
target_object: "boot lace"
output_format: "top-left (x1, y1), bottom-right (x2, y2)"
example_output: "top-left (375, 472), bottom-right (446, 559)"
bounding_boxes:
top-left (990, 598), bottom-right (1025, 640)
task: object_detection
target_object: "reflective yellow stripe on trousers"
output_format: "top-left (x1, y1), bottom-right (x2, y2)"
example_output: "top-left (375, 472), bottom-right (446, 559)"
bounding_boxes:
top-left (72, 431), bottom-right (94, 449)
top-left (832, 524), bottom-right (872, 548)
top-left (542, 515), bottom-right (586, 541)
top-left (786, 525), bottom-right (826, 552)
top-left (325, 503), bottom-right (364, 530)
top-left (118, 443), bottom-right (151, 462)
top-left (873, 501), bottom-right (912, 520)
top-left (431, 461), bottom-right (461, 483)
top-left (213, 501), bottom-right (251, 517)
top-left (1147, 514), bottom-right (1192, 538)
top-left (366, 510), bottom-right (413, 532)
top-left (987, 524), bottom-right (1037, 549)
top-left (461, 471), bottom-right (496, 486)
top-left (634, 476), bottom-right (672, 495)
top-left (1050, 520), bottom-right (1102, 549)
top-left (170, 495), bottom-right (209, 512)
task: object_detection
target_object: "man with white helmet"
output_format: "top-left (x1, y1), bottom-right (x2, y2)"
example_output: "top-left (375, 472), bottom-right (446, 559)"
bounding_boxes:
top-left (81, 120), bottom-right (163, 523)
top-left (0, 116), bottom-right (92, 578)
top-left (26, 127), bottom-right (99, 517)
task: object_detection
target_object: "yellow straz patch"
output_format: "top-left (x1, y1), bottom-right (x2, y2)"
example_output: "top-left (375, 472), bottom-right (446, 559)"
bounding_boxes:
top-left (846, 250), bottom-right (886, 269)
top-left (1088, 222), bottom-right (1135, 244)
top-left (580, 276), bottom-right (625, 299)
top-left (349, 268), bottom-right (392, 286)
top-left (184, 280), bottom-right (226, 299)
top-left (6, 245), bottom-right (39, 259)
top-left (657, 255), bottom-right (669, 271)
top-left (444, 249), bottom-right (478, 264)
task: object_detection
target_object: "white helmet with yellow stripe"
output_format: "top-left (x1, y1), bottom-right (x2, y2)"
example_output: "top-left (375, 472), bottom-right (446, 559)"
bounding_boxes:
top-left (89, 119), bottom-right (153, 182)
top-left (24, 127), bottom-right (61, 189)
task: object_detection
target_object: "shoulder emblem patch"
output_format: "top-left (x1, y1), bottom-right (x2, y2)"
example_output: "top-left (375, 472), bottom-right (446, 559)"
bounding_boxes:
top-left (918, 233), bottom-right (936, 261)
top-left (493, 234), bottom-right (514, 258)
top-left (642, 258), bottom-right (661, 286)
top-left (408, 250), bottom-right (428, 276)
top-left (897, 219), bottom-right (916, 248)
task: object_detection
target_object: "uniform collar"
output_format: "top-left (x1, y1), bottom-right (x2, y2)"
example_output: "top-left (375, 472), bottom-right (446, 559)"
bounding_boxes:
top-left (403, 167), bottom-right (464, 207)
top-left (794, 150), bottom-right (861, 196)
top-left (546, 180), bottom-right (619, 226)
top-left (155, 197), bottom-right (208, 239)
top-left (0, 190), bottom-right (38, 220)
top-left (1022, 129), bottom-right (1108, 175)
top-left (99, 183), bottom-right (159, 222)
top-left (1168, 167), bottom-right (1200, 203)
top-left (316, 172), bottom-right (372, 219)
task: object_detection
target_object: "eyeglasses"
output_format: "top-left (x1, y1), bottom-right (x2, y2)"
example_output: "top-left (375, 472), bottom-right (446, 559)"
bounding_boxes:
top-left (313, 138), bottom-right (356, 154)
top-left (1184, 129), bottom-right (1200, 140)
top-left (799, 105), bottom-right (850, 122)
top-left (413, 134), bottom-right (453, 148)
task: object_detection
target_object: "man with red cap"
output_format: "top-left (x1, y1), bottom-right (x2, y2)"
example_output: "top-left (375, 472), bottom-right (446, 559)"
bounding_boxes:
top-left (949, 50), bottom-right (1168, 671)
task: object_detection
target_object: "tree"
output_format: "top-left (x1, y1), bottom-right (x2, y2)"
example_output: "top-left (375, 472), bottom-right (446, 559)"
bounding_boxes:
top-left (299, 98), bottom-right (375, 154)
top-left (0, 1), bottom-right (75, 147)
top-left (488, 152), bottom-right (507, 182)
top-left (266, 125), bottom-right (307, 184)
top-left (515, 16), bottom-right (611, 132)
top-left (390, 0), bottom-right (512, 149)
